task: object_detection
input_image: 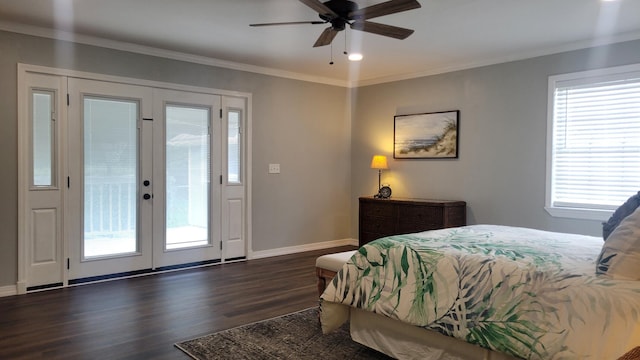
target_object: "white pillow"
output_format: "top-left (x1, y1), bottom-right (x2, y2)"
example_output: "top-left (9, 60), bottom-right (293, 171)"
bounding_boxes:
top-left (596, 206), bottom-right (640, 280)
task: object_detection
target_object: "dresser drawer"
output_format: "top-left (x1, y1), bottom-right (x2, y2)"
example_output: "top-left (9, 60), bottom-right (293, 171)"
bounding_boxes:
top-left (397, 222), bottom-right (443, 234)
top-left (360, 201), bottom-right (395, 218)
top-left (360, 218), bottom-right (395, 235)
top-left (444, 207), bottom-right (467, 227)
top-left (398, 206), bottom-right (443, 226)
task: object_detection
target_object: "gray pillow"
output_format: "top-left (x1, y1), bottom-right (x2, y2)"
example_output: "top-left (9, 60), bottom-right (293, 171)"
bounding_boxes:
top-left (603, 191), bottom-right (640, 240)
top-left (596, 206), bottom-right (640, 280)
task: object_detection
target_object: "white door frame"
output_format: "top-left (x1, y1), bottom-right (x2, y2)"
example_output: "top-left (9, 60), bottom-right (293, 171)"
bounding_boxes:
top-left (17, 64), bottom-right (252, 293)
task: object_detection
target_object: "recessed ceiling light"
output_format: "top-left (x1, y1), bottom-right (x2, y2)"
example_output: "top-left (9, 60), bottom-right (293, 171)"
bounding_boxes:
top-left (348, 53), bottom-right (363, 61)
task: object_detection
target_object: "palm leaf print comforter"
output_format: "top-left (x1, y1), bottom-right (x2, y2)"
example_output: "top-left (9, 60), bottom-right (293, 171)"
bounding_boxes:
top-left (320, 225), bottom-right (640, 359)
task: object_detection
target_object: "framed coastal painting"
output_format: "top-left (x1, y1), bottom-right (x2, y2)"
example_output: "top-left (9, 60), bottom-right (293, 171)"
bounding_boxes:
top-left (394, 110), bottom-right (459, 159)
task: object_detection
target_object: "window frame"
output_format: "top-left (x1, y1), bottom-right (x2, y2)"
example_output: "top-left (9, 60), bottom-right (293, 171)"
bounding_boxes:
top-left (545, 63), bottom-right (640, 221)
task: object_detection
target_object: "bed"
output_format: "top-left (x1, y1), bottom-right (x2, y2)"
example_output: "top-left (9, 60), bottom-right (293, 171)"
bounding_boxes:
top-left (319, 224), bottom-right (640, 359)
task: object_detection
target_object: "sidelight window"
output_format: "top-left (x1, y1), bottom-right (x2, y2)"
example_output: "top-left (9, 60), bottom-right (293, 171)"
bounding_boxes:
top-left (227, 109), bottom-right (242, 184)
top-left (32, 90), bottom-right (56, 188)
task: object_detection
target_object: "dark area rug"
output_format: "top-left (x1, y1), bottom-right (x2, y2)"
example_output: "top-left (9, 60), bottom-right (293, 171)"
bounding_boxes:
top-left (175, 307), bottom-right (392, 359)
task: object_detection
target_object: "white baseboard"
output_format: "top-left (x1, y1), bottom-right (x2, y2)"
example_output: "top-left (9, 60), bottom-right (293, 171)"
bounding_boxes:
top-left (0, 284), bottom-right (18, 298)
top-left (1, 240), bottom-right (358, 295)
top-left (249, 238), bottom-right (358, 260)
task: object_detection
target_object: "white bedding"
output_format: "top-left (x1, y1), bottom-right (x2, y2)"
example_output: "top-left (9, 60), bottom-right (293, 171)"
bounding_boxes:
top-left (321, 225), bottom-right (640, 359)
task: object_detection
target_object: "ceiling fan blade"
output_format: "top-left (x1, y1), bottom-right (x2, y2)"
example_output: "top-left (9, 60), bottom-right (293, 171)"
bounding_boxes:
top-left (350, 21), bottom-right (414, 39)
top-left (349, 0), bottom-right (421, 20)
top-left (250, 21), bottom-right (326, 27)
top-left (299, 0), bottom-right (338, 18)
top-left (313, 26), bottom-right (340, 47)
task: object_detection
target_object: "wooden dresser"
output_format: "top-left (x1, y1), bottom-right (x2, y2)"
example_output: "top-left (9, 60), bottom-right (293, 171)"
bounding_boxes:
top-left (359, 197), bottom-right (467, 247)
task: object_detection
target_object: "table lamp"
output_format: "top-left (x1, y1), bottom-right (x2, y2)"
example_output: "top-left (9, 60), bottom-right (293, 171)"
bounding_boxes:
top-left (370, 155), bottom-right (388, 192)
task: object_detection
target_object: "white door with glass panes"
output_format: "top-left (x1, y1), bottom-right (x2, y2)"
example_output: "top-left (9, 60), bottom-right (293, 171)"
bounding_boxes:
top-left (22, 72), bottom-right (67, 290)
top-left (152, 89), bottom-right (222, 268)
top-left (67, 79), bottom-right (224, 281)
top-left (222, 96), bottom-right (247, 260)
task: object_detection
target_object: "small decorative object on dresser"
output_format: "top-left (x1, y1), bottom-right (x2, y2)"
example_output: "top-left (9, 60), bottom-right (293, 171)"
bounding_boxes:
top-left (359, 197), bottom-right (466, 247)
top-left (376, 184), bottom-right (392, 199)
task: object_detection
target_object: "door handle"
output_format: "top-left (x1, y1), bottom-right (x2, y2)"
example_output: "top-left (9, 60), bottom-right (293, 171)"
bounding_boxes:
top-left (143, 193), bottom-right (152, 200)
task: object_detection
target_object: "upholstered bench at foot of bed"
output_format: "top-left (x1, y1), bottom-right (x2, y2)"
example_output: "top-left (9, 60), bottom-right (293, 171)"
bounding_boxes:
top-left (315, 250), bottom-right (356, 297)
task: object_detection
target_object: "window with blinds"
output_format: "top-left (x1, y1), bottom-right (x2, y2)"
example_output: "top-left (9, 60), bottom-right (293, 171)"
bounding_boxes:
top-left (546, 64), bottom-right (640, 220)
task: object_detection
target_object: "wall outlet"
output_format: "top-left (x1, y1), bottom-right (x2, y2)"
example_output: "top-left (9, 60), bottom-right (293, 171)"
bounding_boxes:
top-left (268, 163), bottom-right (280, 174)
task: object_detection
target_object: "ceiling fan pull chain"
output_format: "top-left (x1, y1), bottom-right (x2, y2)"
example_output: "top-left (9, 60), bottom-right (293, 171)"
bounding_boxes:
top-left (344, 30), bottom-right (348, 55)
top-left (329, 42), bottom-right (334, 65)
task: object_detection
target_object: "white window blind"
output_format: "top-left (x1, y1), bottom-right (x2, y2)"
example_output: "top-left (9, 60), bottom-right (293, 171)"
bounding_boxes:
top-left (547, 65), bottom-right (640, 218)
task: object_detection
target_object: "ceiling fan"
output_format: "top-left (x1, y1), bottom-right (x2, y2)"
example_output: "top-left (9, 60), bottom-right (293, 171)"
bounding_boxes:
top-left (250, 0), bottom-right (421, 47)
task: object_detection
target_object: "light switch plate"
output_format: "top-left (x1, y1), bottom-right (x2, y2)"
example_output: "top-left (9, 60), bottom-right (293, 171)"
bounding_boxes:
top-left (268, 163), bottom-right (280, 174)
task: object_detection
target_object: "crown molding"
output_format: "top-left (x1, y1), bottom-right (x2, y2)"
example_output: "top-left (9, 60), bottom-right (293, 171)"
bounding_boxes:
top-left (0, 21), bottom-right (349, 88)
top-left (353, 30), bottom-right (640, 87)
top-left (2, 21), bottom-right (640, 89)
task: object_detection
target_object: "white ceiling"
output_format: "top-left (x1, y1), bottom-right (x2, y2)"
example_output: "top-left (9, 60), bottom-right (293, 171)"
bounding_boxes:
top-left (1, 0), bottom-right (639, 86)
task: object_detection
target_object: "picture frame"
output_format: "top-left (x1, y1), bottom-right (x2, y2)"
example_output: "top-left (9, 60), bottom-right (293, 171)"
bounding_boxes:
top-left (394, 110), bottom-right (459, 159)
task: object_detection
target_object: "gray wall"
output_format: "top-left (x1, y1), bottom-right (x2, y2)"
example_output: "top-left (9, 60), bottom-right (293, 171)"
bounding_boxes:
top-left (350, 39), bottom-right (640, 238)
top-left (0, 30), bottom-right (351, 287)
top-left (2, 29), bottom-right (639, 289)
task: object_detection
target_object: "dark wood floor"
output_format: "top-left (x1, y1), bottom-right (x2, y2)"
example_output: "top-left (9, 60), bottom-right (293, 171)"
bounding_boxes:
top-left (0, 246), bottom-right (356, 360)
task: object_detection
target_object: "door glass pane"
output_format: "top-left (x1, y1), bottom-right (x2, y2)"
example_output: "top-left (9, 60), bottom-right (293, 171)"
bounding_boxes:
top-left (228, 110), bottom-right (241, 184)
top-left (33, 91), bottom-right (55, 187)
top-left (83, 97), bottom-right (138, 258)
top-left (166, 105), bottom-right (210, 250)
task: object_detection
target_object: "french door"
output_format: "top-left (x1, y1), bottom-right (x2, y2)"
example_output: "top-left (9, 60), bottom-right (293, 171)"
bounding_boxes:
top-left (19, 66), bottom-right (249, 291)
top-left (152, 89), bottom-right (222, 268)
top-left (67, 79), bottom-right (222, 281)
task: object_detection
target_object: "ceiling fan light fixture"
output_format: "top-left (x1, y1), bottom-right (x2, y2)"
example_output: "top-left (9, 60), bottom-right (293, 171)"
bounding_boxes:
top-left (251, 0), bottom-right (421, 47)
top-left (348, 53), bottom-right (363, 61)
